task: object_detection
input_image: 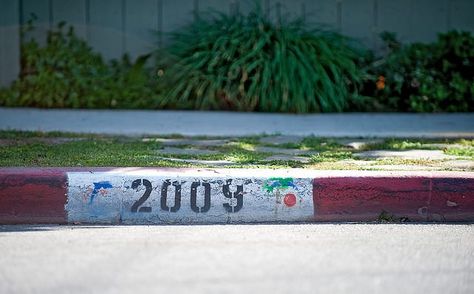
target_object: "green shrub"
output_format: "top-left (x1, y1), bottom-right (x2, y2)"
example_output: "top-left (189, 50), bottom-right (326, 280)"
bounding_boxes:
top-left (157, 4), bottom-right (363, 113)
top-left (0, 22), bottom-right (161, 108)
top-left (361, 31), bottom-right (474, 112)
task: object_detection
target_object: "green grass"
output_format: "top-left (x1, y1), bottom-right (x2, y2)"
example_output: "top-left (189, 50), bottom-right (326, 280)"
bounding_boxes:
top-left (445, 147), bottom-right (474, 159)
top-left (1, 138), bottom-right (174, 167)
top-left (0, 131), bottom-right (472, 169)
top-left (363, 138), bottom-right (474, 160)
top-left (310, 151), bottom-right (353, 163)
top-left (362, 138), bottom-right (457, 151)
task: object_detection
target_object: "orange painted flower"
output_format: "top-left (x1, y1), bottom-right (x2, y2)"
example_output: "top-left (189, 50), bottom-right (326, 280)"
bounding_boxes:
top-left (376, 76), bottom-right (385, 90)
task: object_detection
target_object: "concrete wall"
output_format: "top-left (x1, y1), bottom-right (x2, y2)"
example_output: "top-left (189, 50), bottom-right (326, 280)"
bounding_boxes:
top-left (0, 0), bottom-right (20, 87)
top-left (1, 0), bottom-right (474, 86)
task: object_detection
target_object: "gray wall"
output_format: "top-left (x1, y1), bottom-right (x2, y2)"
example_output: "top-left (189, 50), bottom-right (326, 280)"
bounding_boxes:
top-left (1, 0), bottom-right (474, 86)
top-left (0, 0), bottom-right (20, 87)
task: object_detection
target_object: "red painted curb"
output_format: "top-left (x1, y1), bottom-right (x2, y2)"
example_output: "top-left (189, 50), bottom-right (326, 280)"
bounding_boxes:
top-left (0, 168), bottom-right (473, 224)
top-left (0, 169), bottom-right (67, 224)
top-left (429, 178), bottom-right (474, 221)
top-left (313, 177), bottom-right (430, 222)
top-left (313, 176), bottom-right (474, 222)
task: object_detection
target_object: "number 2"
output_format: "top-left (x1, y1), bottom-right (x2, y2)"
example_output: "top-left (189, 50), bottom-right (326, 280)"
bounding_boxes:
top-left (131, 179), bottom-right (152, 213)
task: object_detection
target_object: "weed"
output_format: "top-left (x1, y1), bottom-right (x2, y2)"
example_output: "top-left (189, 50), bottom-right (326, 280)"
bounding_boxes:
top-left (378, 210), bottom-right (410, 223)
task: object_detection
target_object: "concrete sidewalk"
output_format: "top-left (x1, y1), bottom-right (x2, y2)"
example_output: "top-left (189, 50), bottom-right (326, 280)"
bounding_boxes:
top-left (1, 107), bottom-right (474, 137)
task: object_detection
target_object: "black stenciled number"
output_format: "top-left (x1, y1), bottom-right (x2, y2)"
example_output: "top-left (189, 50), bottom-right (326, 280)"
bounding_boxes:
top-left (161, 180), bottom-right (182, 212)
top-left (131, 179), bottom-right (152, 213)
top-left (223, 179), bottom-right (244, 213)
top-left (190, 181), bottom-right (211, 213)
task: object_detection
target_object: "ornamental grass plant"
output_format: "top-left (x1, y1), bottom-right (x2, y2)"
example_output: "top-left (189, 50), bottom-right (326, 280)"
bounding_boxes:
top-left (157, 4), bottom-right (363, 113)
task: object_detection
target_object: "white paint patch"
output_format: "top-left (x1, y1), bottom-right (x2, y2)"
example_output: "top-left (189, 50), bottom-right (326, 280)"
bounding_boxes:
top-left (66, 172), bottom-right (314, 224)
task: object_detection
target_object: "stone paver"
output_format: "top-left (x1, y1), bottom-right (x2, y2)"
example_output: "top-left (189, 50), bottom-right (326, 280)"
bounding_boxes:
top-left (335, 138), bottom-right (385, 150)
top-left (364, 165), bottom-right (439, 171)
top-left (156, 157), bottom-right (235, 166)
top-left (254, 146), bottom-right (318, 156)
top-left (338, 159), bottom-right (373, 166)
top-left (443, 160), bottom-right (474, 169)
top-left (321, 158), bottom-right (472, 171)
top-left (145, 138), bottom-right (229, 147)
top-left (156, 147), bottom-right (220, 156)
top-left (355, 149), bottom-right (459, 160)
top-left (421, 143), bottom-right (464, 149)
top-left (259, 135), bottom-right (304, 145)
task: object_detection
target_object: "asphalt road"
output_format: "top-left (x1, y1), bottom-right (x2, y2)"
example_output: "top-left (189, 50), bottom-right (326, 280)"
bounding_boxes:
top-left (1, 108), bottom-right (474, 137)
top-left (1, 224), bottom-right (473, 294)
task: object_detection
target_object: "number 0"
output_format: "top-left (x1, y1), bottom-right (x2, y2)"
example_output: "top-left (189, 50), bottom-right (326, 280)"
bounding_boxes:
top-left (190, 182), bottom-right (211, 213)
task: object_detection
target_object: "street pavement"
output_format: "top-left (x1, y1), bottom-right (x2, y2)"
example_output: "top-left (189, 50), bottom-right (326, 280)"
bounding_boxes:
top-left (1, 107), bottom-right (474, 137)
top-left (1, 224), bottom-right (473, 294)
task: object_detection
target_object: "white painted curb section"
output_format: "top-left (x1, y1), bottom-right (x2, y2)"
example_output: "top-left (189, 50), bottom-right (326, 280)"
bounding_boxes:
top-left (67, 172), bottom-right (314, 224)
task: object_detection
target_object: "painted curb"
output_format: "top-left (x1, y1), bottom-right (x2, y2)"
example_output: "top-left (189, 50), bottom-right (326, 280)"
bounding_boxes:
top-left (1, 168), bottom-right (473, 224)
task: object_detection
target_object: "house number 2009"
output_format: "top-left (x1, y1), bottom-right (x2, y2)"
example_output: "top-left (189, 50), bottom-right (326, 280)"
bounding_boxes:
top-left (130, 178), bottom-right (244, 214)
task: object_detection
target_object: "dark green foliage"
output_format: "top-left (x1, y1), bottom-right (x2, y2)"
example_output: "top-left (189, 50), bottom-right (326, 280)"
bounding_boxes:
top-left (157, 4), bottom-right (363, 113)
top-left (2, 11), bottom-right (471, 113)
top-left (107, 54), bottom-right (162, 108)
top-left (360, 31), bottom-right (474, 112)
top-left (0, 21), bottom-right (161, 108)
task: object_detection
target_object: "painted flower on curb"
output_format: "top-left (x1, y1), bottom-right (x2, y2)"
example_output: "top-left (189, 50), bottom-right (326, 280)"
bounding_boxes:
top-left (263, 178), bottom-right (296, 193)
top-left (263, 178), bottom-right (299, 207)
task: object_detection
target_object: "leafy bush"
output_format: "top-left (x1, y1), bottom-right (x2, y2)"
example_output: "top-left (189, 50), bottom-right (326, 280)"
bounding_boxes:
top-left (0, 22), bottom-right (161, 108)
top-left (157, 4), bottom-right (363, 113)
top-left (361, 31), bottom-right (474, 112)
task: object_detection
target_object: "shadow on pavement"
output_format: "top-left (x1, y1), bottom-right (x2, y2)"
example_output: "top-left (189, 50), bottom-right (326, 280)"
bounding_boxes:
top-left (1, 221), bottom-right (472, 233)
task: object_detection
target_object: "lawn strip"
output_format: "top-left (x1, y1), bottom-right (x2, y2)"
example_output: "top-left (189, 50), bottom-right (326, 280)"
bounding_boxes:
top-left (0, 131), bottom-right (472, 170)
